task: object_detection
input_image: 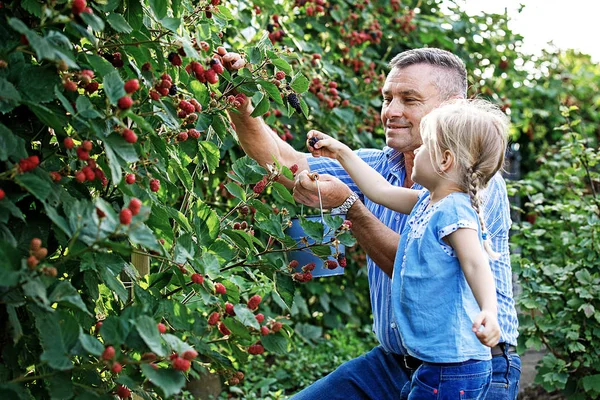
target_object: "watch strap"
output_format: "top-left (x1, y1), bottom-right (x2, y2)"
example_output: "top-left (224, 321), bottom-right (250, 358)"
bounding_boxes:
top-left (331, 192), bottom-right (359, 215)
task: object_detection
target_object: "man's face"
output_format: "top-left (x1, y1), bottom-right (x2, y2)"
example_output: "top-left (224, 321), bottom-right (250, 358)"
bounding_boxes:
top-left (380, 64), bottom-right (444, 153)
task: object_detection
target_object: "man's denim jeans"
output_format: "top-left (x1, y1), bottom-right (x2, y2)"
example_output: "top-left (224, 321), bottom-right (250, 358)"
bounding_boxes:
top-left (487, 346), bottom-right (521, 400)
top-left (402, 359), bottom-right (492, 400)
top-left (291, 345), bottom-right (521, 400)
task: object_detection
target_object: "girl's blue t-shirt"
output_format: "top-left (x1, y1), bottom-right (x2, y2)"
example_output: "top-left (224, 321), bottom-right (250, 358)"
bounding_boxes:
top-left (392, 190), bottom-right (492, 363)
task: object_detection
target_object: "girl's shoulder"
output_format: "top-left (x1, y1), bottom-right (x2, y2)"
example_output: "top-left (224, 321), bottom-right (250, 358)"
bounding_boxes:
top-left (430, 193), bottom-right (480, 233)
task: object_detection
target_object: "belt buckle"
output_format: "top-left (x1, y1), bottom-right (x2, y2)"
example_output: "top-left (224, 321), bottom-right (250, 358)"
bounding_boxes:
top-left (403, 355), bottom-right (419, 370)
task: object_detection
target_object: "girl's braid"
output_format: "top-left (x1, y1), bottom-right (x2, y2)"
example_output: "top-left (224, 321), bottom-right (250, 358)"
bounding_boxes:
top-left (466, 166), bottom-right (499, 260)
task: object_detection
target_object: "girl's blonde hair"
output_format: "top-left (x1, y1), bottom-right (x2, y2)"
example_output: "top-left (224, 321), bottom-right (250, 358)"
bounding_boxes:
top-left (420, 99), bottom-right (509, 258)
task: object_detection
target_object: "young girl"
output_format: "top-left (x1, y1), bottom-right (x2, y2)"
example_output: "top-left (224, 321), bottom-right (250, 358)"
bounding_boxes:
top-left (308, 99), bottom-right (507, 399)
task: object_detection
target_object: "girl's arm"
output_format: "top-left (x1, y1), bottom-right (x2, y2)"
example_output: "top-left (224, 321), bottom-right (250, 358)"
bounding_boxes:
top-left (445, 228), bottom-right (501, 347)
top-left (307, 130), bottom-right (418, 215)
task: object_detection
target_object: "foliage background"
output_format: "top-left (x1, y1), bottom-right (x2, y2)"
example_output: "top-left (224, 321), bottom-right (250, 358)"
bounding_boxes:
top-left (0, 0), bottom-right (598, 399)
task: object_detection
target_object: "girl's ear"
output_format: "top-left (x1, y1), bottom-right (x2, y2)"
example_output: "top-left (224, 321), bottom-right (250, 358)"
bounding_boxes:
top-left (440, 150), bottom-right (455, 173)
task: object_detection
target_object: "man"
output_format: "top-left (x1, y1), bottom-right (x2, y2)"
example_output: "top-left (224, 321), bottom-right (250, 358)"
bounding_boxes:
top-left (228, 48), bottom-right (520, 399)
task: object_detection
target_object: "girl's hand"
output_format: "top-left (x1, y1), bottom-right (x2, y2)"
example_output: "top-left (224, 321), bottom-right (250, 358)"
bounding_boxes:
top-left (307, 130), bottom-right (351, 160)
top-left (472, 311), bottom-right (501, 348)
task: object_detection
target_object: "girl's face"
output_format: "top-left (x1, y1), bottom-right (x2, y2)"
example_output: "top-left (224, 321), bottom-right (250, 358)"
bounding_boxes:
top-left (411, 141), bottom-right (438, 189)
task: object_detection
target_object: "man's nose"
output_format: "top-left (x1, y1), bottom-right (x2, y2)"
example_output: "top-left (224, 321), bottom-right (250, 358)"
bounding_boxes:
top-left (383, 98), bottom-right (404, 119)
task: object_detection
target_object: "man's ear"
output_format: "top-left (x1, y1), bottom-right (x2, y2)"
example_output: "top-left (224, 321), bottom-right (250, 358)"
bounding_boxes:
top-left (440, 150), bottom-right (455, 172)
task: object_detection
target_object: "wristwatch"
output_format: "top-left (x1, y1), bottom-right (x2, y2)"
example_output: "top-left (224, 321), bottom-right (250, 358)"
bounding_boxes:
top-left (331, 192), bottom-right (360, 215)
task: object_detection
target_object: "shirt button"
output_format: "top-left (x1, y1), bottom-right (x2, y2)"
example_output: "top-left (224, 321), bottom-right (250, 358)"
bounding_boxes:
top-left (395, 215), bottom-right (400, 221)
top-left (391, 322), bottom-right (397, 329)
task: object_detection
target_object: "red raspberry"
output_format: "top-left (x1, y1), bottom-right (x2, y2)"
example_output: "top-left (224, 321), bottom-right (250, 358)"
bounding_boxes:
top-left (74, 171), bottom-right (85, 183)
top-left (172, 356), bottom-right (191, 371)
top-left (312, 53), bottom-right (321, 60)
top-left (76, 147), bottom-right (89, 161)
top-left (27, 255), bottom-right (39, 269)
top-left (188, 129), bottom-right (200, 139)
top-left (191, 273), bottom-right (204, 284)
top-left (125, 174), bottom-right (136, 184)
top-left (182, 349), bottom-right (198, 360)
top-left (302, 262), bottom-right (316, 272)
top-left (211, 60), bottom-right (224, 74)
top-left (271, 321), bottom-right (283, 333)
top-left (63, 137), bottom-right (75, 149)
top-left (157, 322), bottom-right (167, 334)
top-left (81, 69), bottom-right (94, 78)
top-left (343, 220), bottom-right (352, 229)
top-left (325, 260), bottom-right (338, 270)
top-left (33, 247), bottom-right (47, 260)
top-left (157, 87), bottom-right (169, 96)
top-left (177, 110), bottom-right (188, 119)
top-left (189, 99), bottom-right (202, 112)
top-left (30, 238), bottom-right (42, 250)
top-left (19, 156), bottom-right (40, 172)
top-left (177, 131), bottom-right (188, 142)
top-left (204, 69), bottom-right (218, 84)
top-left (50, 171), bottom-right (62, 182)
top-left (122, 129), bottom-right (137, 143)
top-left (288, 260), bottom-right (299, 269)
top-left (119, 208), bottom-right (132, 225)
top-left (116, 385), bottom-right (131, 399)
top-left (328, 81), bottom-right (338, 89)
top-left (290, 164), bottom-right (299, 174)
top-left (81, 140), bottom-right (92, 151)
top-left (229, 377), bottom-right (240, 386)
top-left (149, 90), bottom-right (160, 100)
top-left (253, 177), bottom-right (267, 194)
top-left (102, 345), bottom-right (115, 360)
top-left (208, 312), bottom-right (220, 326)
top-left (275, 71), bottom-right (286, 80)
top-left (337, 253), bottom-right (347, 268)
top-left (255, 313), bottom-right (265, 324)
top-left (118, 96), bottom-right (133, 109)
top-left (247, 295), bottom-right (262, 310)
top-left (82, 166), bottom-right (95, 181)
top-left (96, 208), bottom-right (106, 219)
top-left (248, 343), bottom-right (264, 355)
top-left (214, 283), bottom-right (226, 295)
top-left (63, 79), bottom-right (77, 92)
top-left (124, 79), bottom-right (139, 94)
top-left (149, 179), bottom-right (160, 192)
top-left (128, 198), bottom-right (142, 216)
top-left (303, 271), bottom-right (313, 281)
top-left (218, 322), bottom-right (231, 336)
top-left (169, 53), bottom-right (183, 67)
top-left (141, 352), bottom-right (156, 361)
top-left (260, 326), bottom-right (270, 336)
top-left (111, 362), bottom-right (123, 374)
top-left (235, 371), bottom-right (245, 381)
top-left (160, 73), bottom-right (172, 82)
top-left (72, 0), bottom-right (86, 15)
top-left (225, 302), bottom-right (235, 316)
top-left (95, 321), bottom-right (103, 331)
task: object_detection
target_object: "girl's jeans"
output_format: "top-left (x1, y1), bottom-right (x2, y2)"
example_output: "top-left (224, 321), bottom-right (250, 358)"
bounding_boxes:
top-left (402, 359), bottom-right (492, 400)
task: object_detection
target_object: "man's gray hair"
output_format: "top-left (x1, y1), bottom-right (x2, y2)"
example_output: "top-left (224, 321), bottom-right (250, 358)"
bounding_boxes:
top-left (389, 48), bottom-right (468, 100)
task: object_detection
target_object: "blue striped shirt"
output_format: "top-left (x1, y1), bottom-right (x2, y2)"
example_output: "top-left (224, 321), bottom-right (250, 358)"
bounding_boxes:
top-left (308, 147), bottom-right (519, 353)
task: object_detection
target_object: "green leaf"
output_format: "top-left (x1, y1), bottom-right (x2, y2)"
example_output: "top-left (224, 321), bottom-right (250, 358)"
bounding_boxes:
top-left (140, 364), bottom-right (186, 398)
top-left (298, 217), bottom-right (325, 242)
top-left (0, 78), bottom-right (22, 113)
top-left (149, 0), bottom-right (168, 19)
top-left (103, 70), bottom-right (126, 106)
top-left (49, 281), bottom-right (92, 315)
top-left (45, 372), bottom-right (73, 400)
top-left (99, 266), bottom-right (129, 302)
top-left (199, 252), bottom-right (221, 280)
top-left (190, 80), bottom-right (209, 106)
top-left (255, 213), bottom-right (286, 239)
top-left (128, 223), bottom-right (161, 252)
top-left (271, 58), bottom-right (292, 75)
top-left (100, 316), bottom-right (131, 347)
top-left (21, 0), bottom-right (43, 17)
top-left (216, 5), bottom-right (234, 19)
top-left (80, 12), bottom-right (105, 32)
top-left (107, 13), bottom-right (133, 33)
top-left (250, 93), bottom-right (270, 118)
top-left (225, 182), bottom-right (246, 202)
top-left (231, 156), bottom-right (265, 185)
top-left (233, 305), bottom-right (260, 330)
top-left (6, 305), bottom-right (23, 344)
top-left (0, 123), bottom-right (27, 161)
top-left (582, 374), bottom-right (600, 393)
top-left (290, 73), bottom-right (309, 93)
top-left (274, 273), bottom-right (295, 310)
top-left (192, 200), bottom-right (220, 247)
top-left (104, 143), bottom-right (123, 185)
top-left (135, 315), bottom-right (167, 357)
top-left (259, 80), bottom-right (284, 105)
top-left (249, 46), bottom-right (264, 65)
top-left (323, 214), bottom-right (344, 231)
top-left (198, 141), bottom-right (220, 172)
top-left (261, 334), bottom-right (288, 354)
top-left (271, 182), bottom-right (295, 204)
top-left (85, 54), bottom-right (115, 78)
top-left (75, 96), bottom-right (102, 119)
top-left (78, 329), bottom-right (104, 356)
top-left (0, 383), bottom-right (34, 399)
top-left (104, 133), bottom-right (139, 162)
top-left (26, 102), bottom-right (67, 134)
top-left (31, 306), bottom-right (73, 370)
top-left (54, 85), bottom-right (75, 115)
top-left (336, 231), bottom-right (356, 247)
top-left (160, 17), bottom-right (181, 32)
top-left (23, 279), bottom-right (51, 309)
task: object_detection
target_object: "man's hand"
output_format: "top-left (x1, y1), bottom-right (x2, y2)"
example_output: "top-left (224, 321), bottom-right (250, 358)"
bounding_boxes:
top-left (221, 51), bottom-right (247, 71)
top-left (473, 311), bottom-right (501, 348)
top-left (293, 171), bottom-right (353, 209)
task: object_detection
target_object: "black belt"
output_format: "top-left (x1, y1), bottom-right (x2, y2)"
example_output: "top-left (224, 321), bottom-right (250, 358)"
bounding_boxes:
top-left (400, 354), bottom-right (423, 370)
top-left (491, 343), bottom-right (517, 357)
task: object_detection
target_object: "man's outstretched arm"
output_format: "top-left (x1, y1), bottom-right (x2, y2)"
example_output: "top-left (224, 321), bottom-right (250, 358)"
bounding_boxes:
top-left (228, 99), bottom-right (308, 189)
